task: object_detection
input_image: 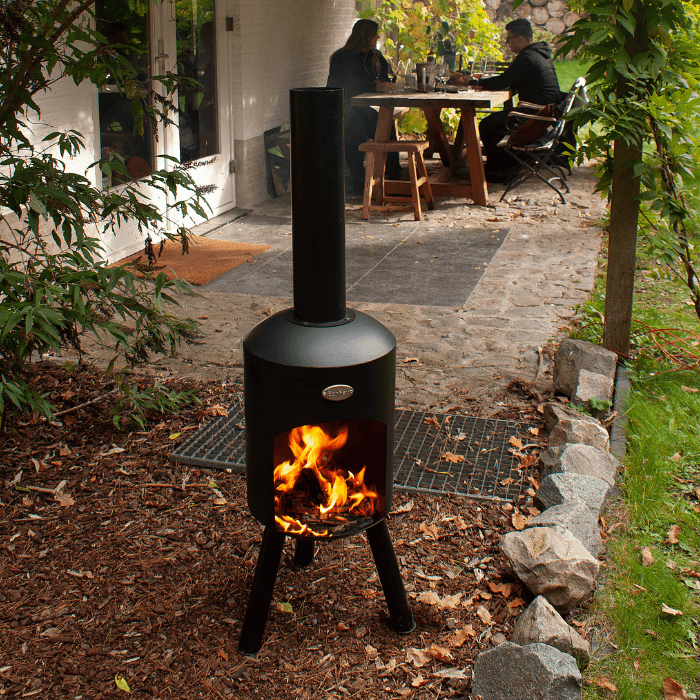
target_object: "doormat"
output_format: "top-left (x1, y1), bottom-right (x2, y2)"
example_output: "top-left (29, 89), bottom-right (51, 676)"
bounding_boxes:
top-left (170, 405), bottom-right (539, 503)
top-left (112, 235), bottom-right (270, 286)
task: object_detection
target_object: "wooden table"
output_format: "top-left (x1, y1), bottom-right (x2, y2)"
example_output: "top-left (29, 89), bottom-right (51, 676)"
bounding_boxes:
top-left (351, 90), bottom-right (511, 206)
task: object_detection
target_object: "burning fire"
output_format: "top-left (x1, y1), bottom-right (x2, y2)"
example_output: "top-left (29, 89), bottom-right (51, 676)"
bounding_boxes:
top-left (274, 423), bottom-right (380, 537)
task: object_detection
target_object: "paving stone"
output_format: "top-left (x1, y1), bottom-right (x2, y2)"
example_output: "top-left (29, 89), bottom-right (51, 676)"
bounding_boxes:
top-left (534, 473), bottom-right (611, 518)
top-left (553, 339), bottom-right (618, 398)
top-left (540, 443), bottom-right (619, 487)
top-left (511, 596), bottom-right (591, 669)
top-left (472, 642), bottom-right (582, 700)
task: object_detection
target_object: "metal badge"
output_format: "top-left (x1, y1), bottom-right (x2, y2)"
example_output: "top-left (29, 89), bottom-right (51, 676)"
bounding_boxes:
top-left (322, 384), bottom-right (354, 401)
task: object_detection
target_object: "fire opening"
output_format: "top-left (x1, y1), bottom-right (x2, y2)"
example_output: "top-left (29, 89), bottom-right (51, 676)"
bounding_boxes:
top-left (273, 419), bottom-right (387, 538)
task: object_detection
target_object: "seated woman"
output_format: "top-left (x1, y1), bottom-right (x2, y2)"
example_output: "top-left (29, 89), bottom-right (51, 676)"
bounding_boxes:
top-left (326, 19), bottom-right (401, 196)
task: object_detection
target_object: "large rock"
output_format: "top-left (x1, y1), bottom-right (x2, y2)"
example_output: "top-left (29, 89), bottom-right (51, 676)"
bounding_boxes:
top-left (543, 402), bottom-right (602, 433)
top-left (500, 527), bottom-right (599, 612)
top-left (472, 642), bottom-right (582, 700)
top-left (511, 596), bottom-right (591, 669)
top-left (573, 368), bottom-right (615, 406)
top-left (540, 444), bottom-right (619, 487)
top-left (534, 473), bottom-right (611, 518)
top-left (549, 418), bottom-right (610, 451)
top-left (528, 502), bottom-right (603, 557)
top-left (553, 339), bottom-right (617, 398)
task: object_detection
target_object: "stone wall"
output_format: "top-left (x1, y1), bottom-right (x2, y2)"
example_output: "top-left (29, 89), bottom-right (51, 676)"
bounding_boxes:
top-left (483, 0), bottom-right (580, 35)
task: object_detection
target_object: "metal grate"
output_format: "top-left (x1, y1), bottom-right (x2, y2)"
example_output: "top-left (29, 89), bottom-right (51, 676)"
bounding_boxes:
top-left (170, 406), bottom-right (538, 502)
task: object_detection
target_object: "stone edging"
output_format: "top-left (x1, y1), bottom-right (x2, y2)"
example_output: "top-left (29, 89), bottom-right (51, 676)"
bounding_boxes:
top-left (470, 339), bottom-right (622, 700)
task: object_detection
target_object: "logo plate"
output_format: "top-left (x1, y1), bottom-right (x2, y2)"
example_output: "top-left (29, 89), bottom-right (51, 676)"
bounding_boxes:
top-left (322, 384), bottom-right (354, 401)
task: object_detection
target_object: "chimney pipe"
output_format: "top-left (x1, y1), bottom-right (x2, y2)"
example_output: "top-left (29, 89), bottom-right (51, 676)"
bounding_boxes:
top-left (289, 87), bottom-right (347, 325)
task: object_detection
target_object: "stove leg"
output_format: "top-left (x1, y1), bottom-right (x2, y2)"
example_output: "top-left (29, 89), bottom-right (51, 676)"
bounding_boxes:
top-left (366, 520), bottom-right (416, 634)
top-left (237, 526), bottom-right (286, 655)
top-left (293, 538), bottom-right (315, 567)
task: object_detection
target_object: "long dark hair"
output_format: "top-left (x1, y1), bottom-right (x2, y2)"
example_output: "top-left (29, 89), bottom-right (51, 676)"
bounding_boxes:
top-left (330, 19), bottom-right (381, 77)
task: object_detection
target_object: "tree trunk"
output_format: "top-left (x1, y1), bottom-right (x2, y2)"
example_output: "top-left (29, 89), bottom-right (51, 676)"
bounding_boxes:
top-left (603, 3), bottom-right (649, 356)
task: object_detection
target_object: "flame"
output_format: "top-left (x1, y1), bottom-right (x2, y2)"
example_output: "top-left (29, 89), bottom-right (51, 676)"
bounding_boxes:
top-left (273, 423), bottom-right (380, 537)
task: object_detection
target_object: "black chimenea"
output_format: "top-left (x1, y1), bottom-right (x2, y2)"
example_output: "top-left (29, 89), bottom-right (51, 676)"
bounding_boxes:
top-left (238, 88), bottom-right (414, 655)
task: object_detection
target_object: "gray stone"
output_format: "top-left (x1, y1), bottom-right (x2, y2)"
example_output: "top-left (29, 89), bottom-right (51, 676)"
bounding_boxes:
top-left (511, 596), bottom-right (591, 669)
top-left (543, 402), bottom-right (602, 433)
top-left (472, 642), bottom-right (582, 700)
top-left (540, 444), bottom-right (619, 487)
top-left (534, 473), bottom-right (611, 518)
top-left (549, 418), bottom-right (610, 451)
top-left (500, 527), bottom-right (599, 612)
top-left (573, 369), bottom-right (615, 406)
top-left (528, 502), bottom-right (603, 557)
top-left (553, 339), bottom-right (617, 398)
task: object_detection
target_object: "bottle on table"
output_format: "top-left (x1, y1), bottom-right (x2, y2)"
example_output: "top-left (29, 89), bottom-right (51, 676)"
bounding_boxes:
top-left (405, 51), bottom-right (417, 90)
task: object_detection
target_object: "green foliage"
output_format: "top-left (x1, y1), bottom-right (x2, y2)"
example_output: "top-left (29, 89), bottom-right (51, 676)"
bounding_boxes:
top-left (555, 0), bottom-right (700, 322)
top-left (0, 0), bottom-right (208, 427)
top-left (110, 374), bottom-right (200, 429)
top-left (362, 0), bottom-right (502, 66)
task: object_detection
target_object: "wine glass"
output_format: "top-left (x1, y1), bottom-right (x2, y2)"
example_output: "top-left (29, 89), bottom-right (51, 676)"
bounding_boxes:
top-left (437, 61), bottom-right (450, 91)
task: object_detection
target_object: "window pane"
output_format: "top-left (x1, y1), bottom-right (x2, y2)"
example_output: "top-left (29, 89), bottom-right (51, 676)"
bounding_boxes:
top-left (96, 0), bottom-right (152, 187)
top-left (177, 0), bottom-right (218, 162)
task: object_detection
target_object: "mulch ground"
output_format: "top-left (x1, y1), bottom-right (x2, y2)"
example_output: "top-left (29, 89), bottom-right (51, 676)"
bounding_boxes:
top-left (0, 363), bottom-right (549, 700)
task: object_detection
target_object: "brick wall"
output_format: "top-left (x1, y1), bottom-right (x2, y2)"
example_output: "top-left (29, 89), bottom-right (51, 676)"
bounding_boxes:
top-left (231, 0), bottom-right (357, 208)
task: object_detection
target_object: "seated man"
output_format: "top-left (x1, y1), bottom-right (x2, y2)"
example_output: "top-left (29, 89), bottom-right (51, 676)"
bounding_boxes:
top-left (472, 19), bottom-right (563, 183)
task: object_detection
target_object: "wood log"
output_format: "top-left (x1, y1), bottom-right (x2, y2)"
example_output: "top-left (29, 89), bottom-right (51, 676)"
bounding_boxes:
top-left (485, 7), bottom-right (498, 21)
top-left (514, 2), bottom-right (532, 19)
top-left (548, 0), bottom-right (568, 12)
top-left (564, 11), bottom-right (580, 27)
top-left (496, 4), bottom-right (512, 20)
top-left (545, 17), bottom-right (567, 34)
top-left (529, 0), bottom-right (548, 6)
top-left (531, 6), bottom-right (550, 24)
top-left (484, 0), bottom-right (501, 9)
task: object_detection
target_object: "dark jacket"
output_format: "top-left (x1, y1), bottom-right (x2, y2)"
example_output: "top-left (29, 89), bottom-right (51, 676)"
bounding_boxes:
top-left (478, 42), bottom-right (563, 106)
top-left (326, 49), bottom-right (391, 106)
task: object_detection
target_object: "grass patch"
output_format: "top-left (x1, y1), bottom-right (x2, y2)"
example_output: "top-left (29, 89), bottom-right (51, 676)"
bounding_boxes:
top-left (573, 251), bottom-right (700, 698)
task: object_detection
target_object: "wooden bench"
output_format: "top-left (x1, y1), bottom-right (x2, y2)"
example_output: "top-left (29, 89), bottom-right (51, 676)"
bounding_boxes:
top-left (358, 140), bottom-right (435, 221)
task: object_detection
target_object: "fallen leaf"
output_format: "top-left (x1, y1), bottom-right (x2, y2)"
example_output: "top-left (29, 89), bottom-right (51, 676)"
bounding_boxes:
top-left (680, 385), bottom-right (698, 393)
top-left (526, 488), bottom-right (537, 497)
top-left (511, 511), bottom-right (528, 531)
top-left (588, 676), bottom-right (617, 692)
top-left (476, 605), bottom-right (492, 624)
top-left (528, 427), bottom-right (539, 436)
top-left (665, 525), bottom-right (681, 545)
top-left (424, 416), bottom-right (441, 430)
top-left (414, 568), bottom-right (443, 582)
top-left (432, 667), bottom-right (468, 679)
top-left (449, 625), bottom-right (477, 647)
top-left (500, 477), bottom-right (515, 486)
top-left (506, 597), bottom-right (526, 609)
top-left (417, 590), bottom-right (442, 606)
top-left (101, 446), bottom-right (125, 456)
top-left (442, 452), bottom-right (464, 463)
top-left (207, 404), bottom-right (228, 417)
top-left (57, 446), bottom-right (72, 456)
top-left (115, 674), bottom-right (131, 694)
top-left (406, 648), bottom-right (431, 668)
top-left (403, 357), bottom-right (420, 363)
top-left (661, 603), bottom-right (683, 616)
top-left (509, 436), bottom-right (523, 449)
top-left (487, 582), bottom-right (515, 598)
top-left (365, 644), bottom-right (378, 659)
top-left (419, 521), bottom-right (441, 541)
top-left (411, 673), bottom-right (427, 687)
top-left (663, 677), bottom-right (689, 700)
top-left (426, 644), bottom-right (453, 663)
top-left (644, 629), bottom-right (657, 637)
top-left (641, 547), bottom-right (654, 566)
top-left (275, 602), bottom-right (293, 614)
top-left (670, 452), bottom-right (682, 462)
top-left (438, 592), bottom-right (464, 609)
top-left (667, 560), bottom-right (678, 570)
top-left (217, 649), bottom-right (228, 662)
top-left (393, 499), bottom-right (414, 513)
top-left (54, 491), bottom-right (74, 507)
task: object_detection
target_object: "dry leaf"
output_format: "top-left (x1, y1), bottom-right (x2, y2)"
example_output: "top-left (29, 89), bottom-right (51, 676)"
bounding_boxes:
top-left (528, 427), bottom-right (539, 436)
top-left (414, 568), bottom-right (443, 582)
top-left (681, 385), bottom-right (698, 393)
top-left (500, 477), bottom-right (515, 486)
top-left (406, 648), bottom-right (431, 668)
top-left (438, 592), bottom-right (464, 610)
top-left (54, 491), bottom-right (74, 507)
top-left (442, 452), bottom-right (464, 463)
top-left (403, 357), bottom-right (420, 363)
top-left (641, 547), bottom-right (654, 566)
top-left (424, 416), bottom-right (441, 430)
top-left (417, 590), bottom-right (442, 606)
top-left (393, 499), bottom-right (414, 514)
top-left (487, 582), bottom-right (515, 598)
top-left (663, 677), bottom-right (689, 700)
top-left (207, 404), bottom-right (228, 417)
top-left (365, 644), bottom-right (378, 659)
top-left (511, 511), bottom-right (528, 531)
top-left (509, 436), bottom-right (523, 449)
top-left (665, 525), bottom-right (681, 545)
top-left (476, 605), bottom-right (492, 624)
top-left (667, 560), bottom-right (678, 570)
top-left (506, 597), bottom-right (525, 609)
top-left (426, 644), bottom-right (454, 663)
top-left (411, 674), bottom-right (427, 687)
top-left (670, 452), bottom-right (682, 462)
top-left (419, 521), bottom-right (441, 541)
top-left (588, 676), bottom-right (617, 692)
top-left (217, 649), bottom-right (228, 662)
top-left (526, 488), bottom-right (537, 497)
top-left (432, 668), bottom-right (468, 680)
top-left (661, 603), bottom-right (683, 616)
top-left (449, 625), bottom-right (476, 647)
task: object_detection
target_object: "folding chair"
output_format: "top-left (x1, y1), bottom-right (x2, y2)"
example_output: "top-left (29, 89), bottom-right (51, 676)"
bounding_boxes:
top-left (497, 77), bottom-right (588, 204)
